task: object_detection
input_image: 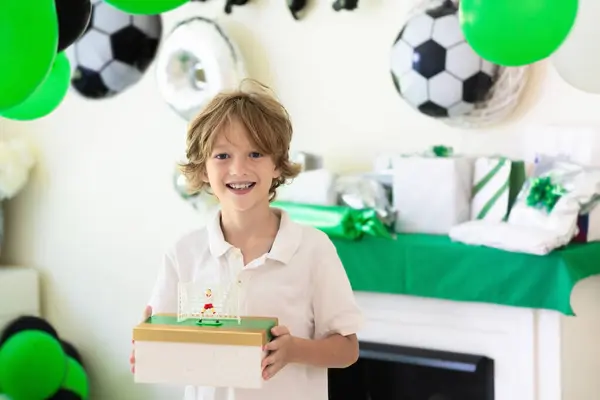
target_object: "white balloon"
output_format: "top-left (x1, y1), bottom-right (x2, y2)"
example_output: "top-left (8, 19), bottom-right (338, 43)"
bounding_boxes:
top-left (155, 17), bottom-right (247, 121)
top-left (553, 0), bottom-right (600, 94)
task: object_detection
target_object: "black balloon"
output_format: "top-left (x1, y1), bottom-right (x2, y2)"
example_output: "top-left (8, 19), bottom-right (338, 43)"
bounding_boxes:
top-left (287, 0), bottom-right (307, 20)
top-left (224, 0), bottom-right (249, 14)
top-left (48, 389), bottom-right (82, 400)
top-left (332, 0), bottom-right (358, 11)
top-left (55, 0), bottom-right (92, 52)
top-left (61, 339), bottom-right (85, 368)
top-left (0, 315), bottom-right (60, 345)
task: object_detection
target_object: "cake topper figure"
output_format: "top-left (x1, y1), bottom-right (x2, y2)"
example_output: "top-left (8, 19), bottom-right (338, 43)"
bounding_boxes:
top-left (201, 289), bottom-right (217, 320)
top-left (178, 281), bottom-right (241, 326)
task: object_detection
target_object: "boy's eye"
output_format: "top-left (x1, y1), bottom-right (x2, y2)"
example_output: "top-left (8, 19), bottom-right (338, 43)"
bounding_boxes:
top-left (215, 153), bottom-right (229, 160)
top-left (249, 152), bottom-right (262, 158)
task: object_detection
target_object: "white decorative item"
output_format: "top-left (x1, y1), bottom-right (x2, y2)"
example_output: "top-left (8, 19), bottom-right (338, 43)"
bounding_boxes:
top-left (391, 154), bottom-right (473, 234)
top-left (0, 137), bottom-right (35, 255)
top-left (155, 16), bottom-right (247, 121)
top-left (552, 0), bottom-right (600, 94)
top-left (0, 138), bottom-right (35, 200)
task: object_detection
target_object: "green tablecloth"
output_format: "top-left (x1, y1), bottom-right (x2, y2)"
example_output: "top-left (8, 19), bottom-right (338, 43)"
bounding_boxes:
top-left (332, 234), bottom-right (600, 315)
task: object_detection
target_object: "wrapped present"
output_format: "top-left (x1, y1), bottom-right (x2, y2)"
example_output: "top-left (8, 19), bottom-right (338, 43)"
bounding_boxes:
top-left (277, 169), bottom-right (338, 205)
top-left (272, 201), bottom-right (392, 240)
top-left (470, 157), bottom-right (526, 221)
top-left (334, 174), bottom-right (395, 227)
top-left (133, 314), bottom-right (277, 388)
top-left (391, 146), bottom-right (474, 234)
top-left (507, 156), bottom-right (600, 242)
top-left (521, 124), bottom-right (600, 168)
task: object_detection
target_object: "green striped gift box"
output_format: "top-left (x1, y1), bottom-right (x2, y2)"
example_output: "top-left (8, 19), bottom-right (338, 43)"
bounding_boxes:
top-left (471, 158), bottom-right (526, 221)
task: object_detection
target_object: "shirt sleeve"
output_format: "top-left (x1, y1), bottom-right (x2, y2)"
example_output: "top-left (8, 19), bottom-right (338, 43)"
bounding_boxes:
top-left (312, 234), bottom-right (364, 339)
top-left (148, 251), bottom-right (179, 314)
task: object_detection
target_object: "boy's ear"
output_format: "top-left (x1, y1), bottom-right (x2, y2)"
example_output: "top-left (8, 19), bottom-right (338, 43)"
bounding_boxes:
top-left (201, 169), bottom-right (209, 183)
top-left (273, 166), bottom-right (281, 179)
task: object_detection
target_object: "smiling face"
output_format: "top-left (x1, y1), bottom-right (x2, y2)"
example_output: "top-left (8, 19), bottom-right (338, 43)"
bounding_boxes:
top-left (203, 118), bottom-right (281, 213)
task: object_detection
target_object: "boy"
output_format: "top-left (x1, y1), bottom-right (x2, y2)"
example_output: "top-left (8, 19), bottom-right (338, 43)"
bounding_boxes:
top-left (131, 79), bottom-right (363, 400)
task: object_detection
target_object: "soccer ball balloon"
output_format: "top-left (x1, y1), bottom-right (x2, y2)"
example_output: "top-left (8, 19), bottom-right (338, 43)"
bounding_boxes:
top-left (390, 0), bottom-right (499, 118)
top-left (67, 0), bottom-right (162, 99)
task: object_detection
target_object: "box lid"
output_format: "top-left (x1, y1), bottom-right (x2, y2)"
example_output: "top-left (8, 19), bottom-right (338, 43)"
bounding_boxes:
top-left (133, 314), bottom-right (278, 347)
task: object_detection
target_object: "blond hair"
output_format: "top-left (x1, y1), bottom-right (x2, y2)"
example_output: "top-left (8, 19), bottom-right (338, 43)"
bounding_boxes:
top-left (179, 79), bottom-right (302, 201)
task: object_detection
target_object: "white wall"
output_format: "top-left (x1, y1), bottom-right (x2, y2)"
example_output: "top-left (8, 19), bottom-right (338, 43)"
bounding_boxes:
top-left (1, 0), bottom-right (600, 398)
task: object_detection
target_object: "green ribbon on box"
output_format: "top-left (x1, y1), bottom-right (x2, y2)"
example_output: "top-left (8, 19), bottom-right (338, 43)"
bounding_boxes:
top-left (526, 176), bottom-right (566, 213)
top-left (431, 145), bottom-right (453, 157)
top-left (272, 201), bottom-right (392, 240)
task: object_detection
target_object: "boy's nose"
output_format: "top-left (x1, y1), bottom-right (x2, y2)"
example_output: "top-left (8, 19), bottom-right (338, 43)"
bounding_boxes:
top-left (229, 158), bottom-right (249, 176)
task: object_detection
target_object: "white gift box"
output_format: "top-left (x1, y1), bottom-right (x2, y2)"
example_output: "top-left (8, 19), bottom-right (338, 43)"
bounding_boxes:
top-left (391, 155), bottom-right (474, 234)
top-left (521, 124), bottom-right (600, 167)
top-left (470, 157), bottom-right (527, 222)
top-left (277, 169), bottom-right (337, 205)
top-left (133, 315), bottom-right (276, 389)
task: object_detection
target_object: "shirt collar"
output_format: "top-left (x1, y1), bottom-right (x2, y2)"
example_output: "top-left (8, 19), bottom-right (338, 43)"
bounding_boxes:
top-left (207, 207), bottom-right (302, 264)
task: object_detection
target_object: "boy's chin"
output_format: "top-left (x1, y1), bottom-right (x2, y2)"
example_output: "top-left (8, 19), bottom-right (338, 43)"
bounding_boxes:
top-left (220, 198), bottom-right (270, 213)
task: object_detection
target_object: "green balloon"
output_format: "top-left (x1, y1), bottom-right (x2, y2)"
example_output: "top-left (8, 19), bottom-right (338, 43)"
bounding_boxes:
top-left (0, 0), bottom-right (59, 111)
top-left (61, 357), bottom-right (89, 399)
top-left (1, 53), bottom-right (71, 121)
top-left (459, 0), bottom-right (578, 66)
top-left (0, 331), bottom-right (67, 400)
top-left (104, 0), bottom-right (189, 14)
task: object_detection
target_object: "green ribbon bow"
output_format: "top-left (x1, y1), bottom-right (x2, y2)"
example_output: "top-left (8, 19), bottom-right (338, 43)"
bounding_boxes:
top-left (432, 145), bottom-right (453, 157)
top-left (271, 201), bottom-right (393, 240)
top-left (526, 176), bottom-right (566, 213)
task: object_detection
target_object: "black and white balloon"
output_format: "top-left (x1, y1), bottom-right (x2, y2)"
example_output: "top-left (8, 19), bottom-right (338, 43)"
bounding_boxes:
top-left (390, 0), bottom-right (499, 118)
top-left (67, 0), bottom-right (162, 99)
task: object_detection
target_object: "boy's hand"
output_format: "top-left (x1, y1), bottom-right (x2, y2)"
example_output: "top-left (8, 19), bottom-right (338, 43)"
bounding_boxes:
top-left (130, 305), bottom-right (152, 373)
top-left (261, 325), bottom-right (297, 380)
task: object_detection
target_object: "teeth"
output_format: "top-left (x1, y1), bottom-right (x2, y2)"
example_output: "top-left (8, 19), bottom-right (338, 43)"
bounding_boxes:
top-left (229, 183), bottom-right (252, 189)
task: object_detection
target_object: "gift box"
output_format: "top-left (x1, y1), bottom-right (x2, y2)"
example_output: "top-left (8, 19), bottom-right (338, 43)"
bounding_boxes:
top-left (277, 169), bottom-right (338, 205)
top-left (272, 201), bottom-right (392, 240)
top-left (521, 124), bottom-right (600, 168)
top-left (391, 149), bottom-right (474, 234)
top-left (470, 157), bottom-right (526, 222)
top-left (133, 314), bottom-right (277, 389)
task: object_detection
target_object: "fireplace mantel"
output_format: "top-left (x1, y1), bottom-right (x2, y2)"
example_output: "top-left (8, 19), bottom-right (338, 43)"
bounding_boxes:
top-left (354, 275), bottom-right (600, 400)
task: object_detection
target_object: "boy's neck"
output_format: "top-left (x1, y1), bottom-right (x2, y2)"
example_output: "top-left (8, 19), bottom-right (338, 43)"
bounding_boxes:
top-left (220, 204), bottom-right (280, 250)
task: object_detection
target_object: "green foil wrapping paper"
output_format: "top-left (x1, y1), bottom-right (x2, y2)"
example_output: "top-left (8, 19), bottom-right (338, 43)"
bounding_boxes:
top-left (272, 201), bottom-right (392, 240)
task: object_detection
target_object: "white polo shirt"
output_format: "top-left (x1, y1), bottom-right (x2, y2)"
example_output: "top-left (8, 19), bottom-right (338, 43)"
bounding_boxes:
top-left (148, 207), bottom-right (364, 400)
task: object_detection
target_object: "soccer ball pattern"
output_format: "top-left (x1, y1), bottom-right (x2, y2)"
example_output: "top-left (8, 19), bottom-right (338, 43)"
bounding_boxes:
top-left (68, 0), bottom-right (162, 99)
top-left (390, 1), bottom-right (499, 118)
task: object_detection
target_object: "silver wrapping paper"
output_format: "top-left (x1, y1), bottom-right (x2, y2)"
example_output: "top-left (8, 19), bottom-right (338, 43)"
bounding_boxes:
top-left (334, 174), bottom-right (395, 226)
top-left (155, 16), bottom-right (247, 121)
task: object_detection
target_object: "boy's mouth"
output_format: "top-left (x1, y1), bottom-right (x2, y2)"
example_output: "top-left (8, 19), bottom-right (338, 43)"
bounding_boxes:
top-left (226, 182), bottom-right (256, 190)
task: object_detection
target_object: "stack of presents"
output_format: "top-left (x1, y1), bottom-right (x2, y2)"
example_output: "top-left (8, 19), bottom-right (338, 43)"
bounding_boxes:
top-left (274, 125), bottom-right (600, 256)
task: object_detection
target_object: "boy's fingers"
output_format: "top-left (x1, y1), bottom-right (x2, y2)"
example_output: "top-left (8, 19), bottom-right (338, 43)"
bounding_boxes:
top-left (143, 305), bottom-right (153, 320)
